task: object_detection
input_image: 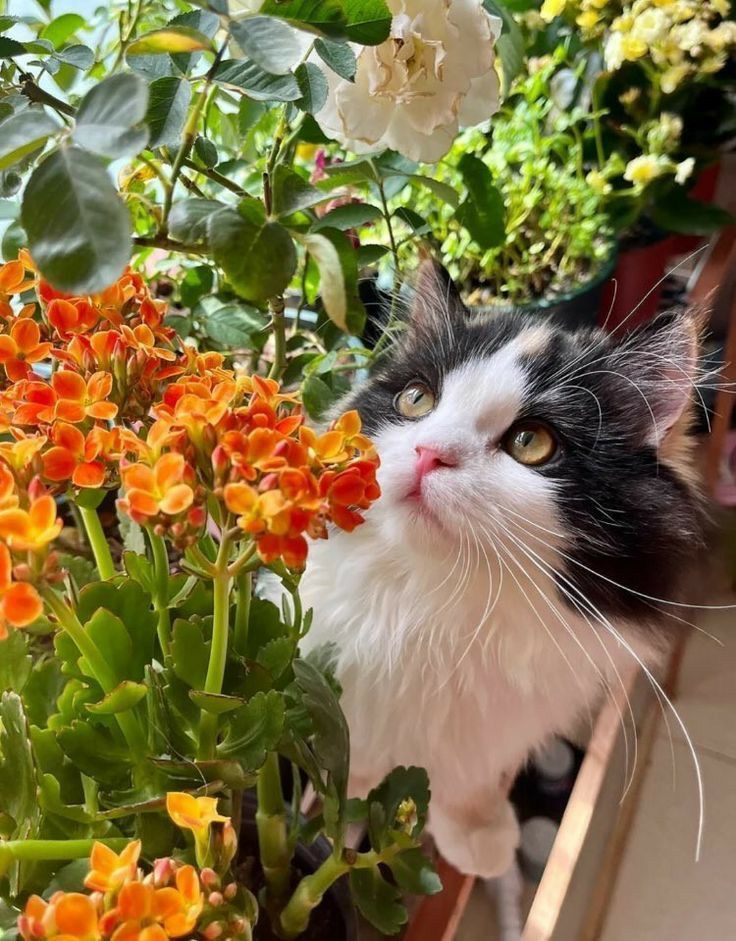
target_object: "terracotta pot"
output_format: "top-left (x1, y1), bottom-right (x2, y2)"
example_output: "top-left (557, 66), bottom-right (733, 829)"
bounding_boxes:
top-left (239, 793), bottom-right (358, 941)
top-left (599, 235), bottom-right (676, 333)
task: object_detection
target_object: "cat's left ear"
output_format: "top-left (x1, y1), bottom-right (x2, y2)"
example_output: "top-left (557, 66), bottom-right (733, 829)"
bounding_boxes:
top-left (613, 309), bottom-right (702, 447)
top-left (408, 256), bottom-right (467, 334)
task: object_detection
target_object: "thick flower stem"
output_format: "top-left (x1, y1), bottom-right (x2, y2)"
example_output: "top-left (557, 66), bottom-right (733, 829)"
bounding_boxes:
top-left (79, 506), bottom-right (116, 581)
top-left (0, 838), bottom-right (129, 870)
top-left (197, 540), bottom-right (233, 760)
top-left (233, 570), bottom-right (252, 656)
top-left (268, 295), bottom-right (287, 381)
top-left (42, 589), bottom-right (146, 757)
top-left (149, 531), bottom-right (171, 657)
top-left (256, 752), bottom-right (292, 911)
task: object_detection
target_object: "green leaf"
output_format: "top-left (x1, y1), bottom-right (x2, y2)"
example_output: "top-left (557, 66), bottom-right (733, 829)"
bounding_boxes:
top-left (0, 693), bottom-right (38, 841)
top-left (204, 303), bottom-right (267, 347)
top-left (127, 26), bottom-right (215, 56)
top-left (256, 636), bottom-right (294, 680)
top-left (169, 9), bottom-right (220, 74)
top-left (56, 721), bottom-right (131, 787)
top-left (168, 198), bottom-right (224, 243)
top-left (73, 73), bottom-right (149, 159)
top-left (21, 147), bottom-right (131, 295)
top-left (0, 631), bottom-right (32, 693)
top-left (208, 204), bottom-right (297, 303)
top-left (344, 0), bottom-right (392, 44)
top-left (194, 135), bottom-right (218, 167)
top-left (0, 110), bottom-right (61, 171)
top-left (301, 373), bottom-right (337, 420)
top-left (406, 174), bottom-right (460, 208)
top-left (457, 154), bottom-right (506, 250)
top-left (258, 0), bottom-right (346, 37)
top-left (170, 618), bottom-right (210, 690)
top-left (215, 59), bottom-right (302, 102)
top-left (76, 580), bottom-right (156, 681)
top-left (315, 37), bottom-right (356, 80)
top-left (292, 659), bottom-right (349, 813)
top-left (86, 681), bottom-right (147, 715)
top-left (651, 186), bottom-right (734, 235)
top-left (366, 766), bottom-right (430, 849)
top-left (189, 690), bottom-right (246, 714)
top-left (146, 76), bottom-right (192, 148)
top-left (294, 62), bottom-right (329, 114)
top-left (218, 690), bottom-right (286, 767)
top-left (357, 243), bottom-right (389, 265)
top-left (272, 166), bottom-right (326, 216)
top-left (387, 848), bottom-right (442, 896)
top-left (483, 0), bottom-right (524, 95)
top-left (350, 867), bottom-right (407, 935)
top-left (312, 202), bottom-right (381, 231)
top-left (85, 609), bottom-right (133, 682)
top-left (52, 43), bottom-right (94, 70)
top-left (40, 13), bottom-right (86, 48)
top-left (0, 37), bottom-right (27, 58)
top-left (229, 16), bottom-right (307, 75)
top-left (301, 231), bottom-right (348, 330)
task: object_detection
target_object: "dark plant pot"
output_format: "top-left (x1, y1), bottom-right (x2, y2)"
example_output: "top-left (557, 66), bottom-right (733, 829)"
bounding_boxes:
top-left (599, 234), bottom-right (676, 333)
top-left (238, 794), bottom-right (358, 941)
top-left (473, 254), bottom-right (618, 329)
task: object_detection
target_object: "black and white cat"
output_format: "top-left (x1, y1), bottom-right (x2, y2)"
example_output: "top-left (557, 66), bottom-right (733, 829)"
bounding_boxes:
top-left (300, 260), bottom-right (706, 877)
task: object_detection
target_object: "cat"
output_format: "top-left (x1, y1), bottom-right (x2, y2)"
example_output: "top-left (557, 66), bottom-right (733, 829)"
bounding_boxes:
top-left (298, 259), bottom-right (706, 878)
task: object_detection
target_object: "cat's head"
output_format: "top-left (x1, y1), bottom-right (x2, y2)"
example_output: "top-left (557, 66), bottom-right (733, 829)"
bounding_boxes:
top-left (350, 260), bottom-right (706, 624)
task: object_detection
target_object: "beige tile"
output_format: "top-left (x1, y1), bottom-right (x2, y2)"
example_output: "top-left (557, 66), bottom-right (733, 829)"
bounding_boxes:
top-left (668, 606), bottom-right (736, 761)
top-left (600, 734), bottom-right (736, 941)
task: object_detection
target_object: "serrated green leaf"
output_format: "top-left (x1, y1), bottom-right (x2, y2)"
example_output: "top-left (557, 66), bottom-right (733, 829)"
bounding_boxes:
top-left (457, 154), bottom-right (506, 249)
top-left (170, 619), bottom-right (210, 690)
top-left (272, 166), bottom-right (326, 217)
top-left (53, 44), bottom-right (94, 69)
top-left (215, 59), bottom-right (301, 102)
top-left (312, 202), bottom-right (381, 231)
top-left (189, 690), bottom-right (246, 714)
top-left (204, 303), bottom-right (267, 347)
top-left (366, 766), bottom-right (430, 849)
top-left (56, 721), bottom-right (131, 787)
top-left (258, 0), bottom-right (345, 37)
top-left (344, 0), bottom-right (392, 43)
top-left (315, 37), bottom-right (356, 80)
top-left (21, 147), bottom-right (131, 295)
top-left (169, 9), bottom-right (220, 74)
top-left (218, 690), bottom-right (285, 767)
top-left (73, 73), bottom-right (149, 159)
top-left (168, 198), bottom-right (224, 243)
top-left (146, 76), bottom-right (192, 148)
top-left (350, 866), bottom-right (407, 935)
top-left (387, 848), bottom-right (442, 895)
top-left (194, 135), bottom-right (218, 167)
top-left (86, 680), bottom-right (147, 715)
top-left (300, 231), bottom-right (347, 330)
top-left (128, 26), bottom-right (214, 56)
top-left (208, 205), bottom-right (297, 302)
top-left (0, 38), bottom-right (27, 58)
top-left (0, 631), bottom-right (32, 693)
top-left (256, 636), bottom-right (293, 680)
top-left (76, 580), bottom-right (156, 681)
top-left (294, 62), bottom-right (328, 114)
top-left (229, 16), bottom-right (306, 75)
top-left (0, 110), bottom-right (60, 171)
top-left (0, 693), bottom-right (38, 841)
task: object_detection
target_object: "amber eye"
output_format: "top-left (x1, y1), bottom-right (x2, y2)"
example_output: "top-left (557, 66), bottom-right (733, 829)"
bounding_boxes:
top-left (503, 421), bottom-right (558, 467)
top-left (395, 382), bottom-right (436, 419)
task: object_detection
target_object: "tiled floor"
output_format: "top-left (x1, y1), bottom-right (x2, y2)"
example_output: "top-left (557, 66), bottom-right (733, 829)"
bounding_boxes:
top-left (457, 598), bottom-right (736, 940)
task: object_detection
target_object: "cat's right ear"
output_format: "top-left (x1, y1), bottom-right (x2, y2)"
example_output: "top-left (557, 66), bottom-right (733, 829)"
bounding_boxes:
top-left (408, 256), bottom-right (467, 334)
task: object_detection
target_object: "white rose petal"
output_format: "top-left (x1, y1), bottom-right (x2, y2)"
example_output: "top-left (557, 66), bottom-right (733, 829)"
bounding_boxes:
top-left (314, 0), bottom-right (502, 164)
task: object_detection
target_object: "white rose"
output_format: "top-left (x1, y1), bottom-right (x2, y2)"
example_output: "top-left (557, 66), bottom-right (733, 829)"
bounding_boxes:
top-left (314, 0), bottom-right (502, 163)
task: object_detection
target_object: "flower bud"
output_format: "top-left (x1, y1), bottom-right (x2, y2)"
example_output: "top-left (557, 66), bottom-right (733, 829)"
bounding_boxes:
top-left (200, 868), bottom-right (219, 890)
top-left (223, 882), bottom-right (237, 901)
top-left (208, 892), bottom-right (224, 908)
top-left (203, 923), bottom-right (224, 940)
top-left (153, 856), bottom-right (175, 886)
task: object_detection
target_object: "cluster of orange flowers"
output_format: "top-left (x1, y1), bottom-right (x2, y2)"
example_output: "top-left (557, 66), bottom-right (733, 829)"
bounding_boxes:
top-left (0, 251), bottom-right (380, 631)
top-left (18, 795), bottom-right (249, 941)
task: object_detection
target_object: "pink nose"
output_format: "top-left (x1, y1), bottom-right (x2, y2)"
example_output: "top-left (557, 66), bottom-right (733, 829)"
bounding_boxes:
top-left (414, 445), bottom-right (457, 480)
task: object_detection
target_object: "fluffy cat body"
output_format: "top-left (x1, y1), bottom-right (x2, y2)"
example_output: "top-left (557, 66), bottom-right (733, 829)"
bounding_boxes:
top-left (299, 264), bottom-right (704, 877)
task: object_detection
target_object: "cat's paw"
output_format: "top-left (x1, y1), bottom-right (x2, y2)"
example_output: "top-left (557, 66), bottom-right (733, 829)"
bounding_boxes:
top-left (429, 800), bottom-right (520, 879)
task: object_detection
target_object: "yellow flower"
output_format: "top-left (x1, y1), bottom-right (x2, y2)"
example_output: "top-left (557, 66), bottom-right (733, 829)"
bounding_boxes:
top-left (661, 62), bottom-right (691, 92)
top-left (586, 170), bottom-right (612, 195)
top-left (577, 10), bottom-right (600, 28)
top-left (166, 793), bottom-right (228, 836)
top-left (624, 154), bottom-right (670, 186)
top-left (540, 0), bottom-right (567, 22)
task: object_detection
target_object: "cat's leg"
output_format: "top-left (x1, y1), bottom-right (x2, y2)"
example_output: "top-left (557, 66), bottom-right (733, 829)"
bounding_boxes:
top-left (428, 792), bottom-right (520, 879)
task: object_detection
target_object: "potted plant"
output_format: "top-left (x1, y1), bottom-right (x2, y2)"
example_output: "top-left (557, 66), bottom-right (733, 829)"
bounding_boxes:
top-left (409, 55), bottom-right (617, 327)
top-left (535, 0), bottom-right (736, 328)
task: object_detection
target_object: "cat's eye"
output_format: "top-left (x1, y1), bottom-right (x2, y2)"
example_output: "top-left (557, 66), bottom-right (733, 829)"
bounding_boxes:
top-left (503, 421), bottom-right (558, 467)
top-left (395, 382), bottom-right (436, 419)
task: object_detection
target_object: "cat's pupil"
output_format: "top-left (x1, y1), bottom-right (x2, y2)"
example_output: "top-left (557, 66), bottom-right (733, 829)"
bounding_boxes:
top-left (411, 389), bottom-right (424, 404)
top-left (518, 431), bottom-right (535, 448)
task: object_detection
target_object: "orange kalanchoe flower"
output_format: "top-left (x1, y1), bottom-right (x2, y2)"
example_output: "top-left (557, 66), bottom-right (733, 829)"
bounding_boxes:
top-left (42, 423), bottom-right (109, 489)
top-left (19, 891), bottom-right (100, 941)
top-left (0, 543), bottom-right (43, 640)
top-left (85, 840), bottom-right (141, 894)
top-left (47, 298), bottom-right (101, 338)
top-left (165, 793), bottom-right (228, 837)
top-left (0, 485), bottom-right (63, 552)
top-left (0, 318), bottom-right (52, 380)
top-left (52, 371), bottom-right (118, 423)
top-left (117, 454), bottom-right (195, 524)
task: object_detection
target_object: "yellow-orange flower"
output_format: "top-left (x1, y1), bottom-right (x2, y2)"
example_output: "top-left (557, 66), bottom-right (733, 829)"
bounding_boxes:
top-left (118, 454), bottom-right (194, 523)
top-left (0, 319), bottom-right (52, 381)
top-left (19, 892), bottom-right (100, 941)
top-left (42, 423), bottom-right (108, 489)
top-left (152, 866), bottom-right (203, 937)
top-left (85, 840), bottom-right (141, 894)
top-left (52, 371), bottom-right (118, 423)
top-left (165, 793), bottom-right (228, 836)
top-left (0, 490), bottom-right (62, 552)
top-left (0, 543), bottom-right (42, 640)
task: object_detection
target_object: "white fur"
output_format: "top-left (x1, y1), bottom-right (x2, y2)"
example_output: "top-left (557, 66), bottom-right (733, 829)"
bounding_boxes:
top-left (299, 346), bottom-right (657, 878)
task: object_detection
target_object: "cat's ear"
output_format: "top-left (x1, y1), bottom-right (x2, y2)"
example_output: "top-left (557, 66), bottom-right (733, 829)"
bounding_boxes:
top-left (613, 309), bottom-right (702, 447)
top-left (408, 256), bottom-right (467, 333)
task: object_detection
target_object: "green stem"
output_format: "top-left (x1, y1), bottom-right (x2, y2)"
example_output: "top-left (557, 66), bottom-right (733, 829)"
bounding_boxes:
top-left (256, 752), bottom-right (292, 910)
top-left (0, 838), bottom-right (129, 866)
top-left (197, 539), bottom-right (233, 760)
top-left (149, 531), bottom-right (171, 657)
top-left (181, 157), bottom-right (247, 197)
top-left (42, 589), bottom-right (146, 757)
top-left (268, 295), bottom-right (288, 381)
top-left (233, 571), bottom-right (252, 656)
top-left (79, 506), bottom-right (115, 580)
